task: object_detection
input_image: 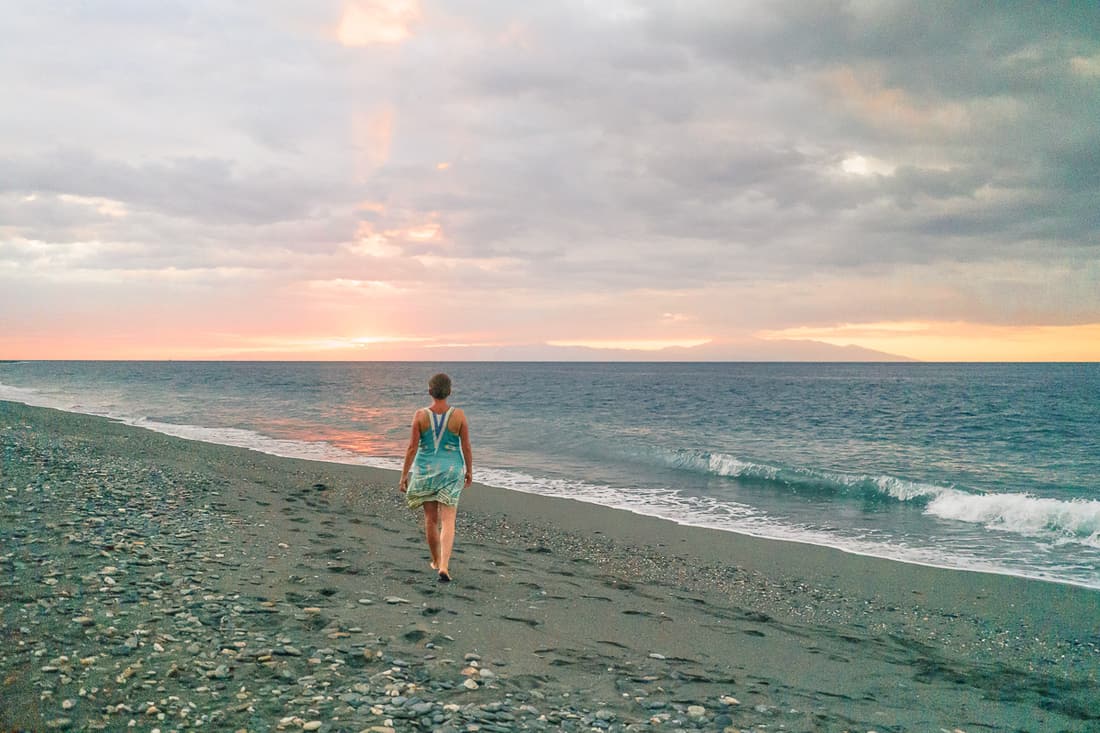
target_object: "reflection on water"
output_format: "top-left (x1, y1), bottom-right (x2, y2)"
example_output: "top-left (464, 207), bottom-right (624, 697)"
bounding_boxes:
top-left (253, 416), bottom-right (395, 456)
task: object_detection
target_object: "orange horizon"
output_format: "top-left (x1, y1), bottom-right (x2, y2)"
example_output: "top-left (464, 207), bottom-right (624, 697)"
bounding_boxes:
top-left (3, 320), bottom-right (1100, 362)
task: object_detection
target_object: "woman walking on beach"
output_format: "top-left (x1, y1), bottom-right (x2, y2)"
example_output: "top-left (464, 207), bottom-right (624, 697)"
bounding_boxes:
top-left (399, 373), bottom-right (472, 582)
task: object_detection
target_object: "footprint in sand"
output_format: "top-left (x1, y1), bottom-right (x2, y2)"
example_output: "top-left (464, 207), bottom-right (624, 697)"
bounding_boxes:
top-left (402, 629), bottom-right (429, 642)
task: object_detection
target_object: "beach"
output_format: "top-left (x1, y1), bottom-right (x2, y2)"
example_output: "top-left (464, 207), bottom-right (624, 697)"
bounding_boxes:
top-left (1, 400), bottom-right (1097, 732)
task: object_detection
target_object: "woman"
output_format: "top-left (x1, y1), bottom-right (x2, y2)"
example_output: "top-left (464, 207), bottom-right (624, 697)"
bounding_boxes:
top-left (399, 373), bottom-right (472, 582)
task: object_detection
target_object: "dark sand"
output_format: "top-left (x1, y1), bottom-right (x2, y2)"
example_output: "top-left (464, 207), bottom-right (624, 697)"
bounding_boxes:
top-left (1, 400), bottom-right (1097, 732)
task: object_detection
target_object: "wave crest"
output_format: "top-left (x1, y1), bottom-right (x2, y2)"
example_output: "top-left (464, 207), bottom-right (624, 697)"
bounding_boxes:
top-left (926, 492), bottom-right (1100, 542)
top-left (662, 449), bottom-right (947, 502)
top-left (660, 449), bottom-right (1099, 544)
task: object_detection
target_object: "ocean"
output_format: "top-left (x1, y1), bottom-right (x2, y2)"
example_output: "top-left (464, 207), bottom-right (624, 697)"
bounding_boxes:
top-left (1, 361), bottom-right (1097, 590)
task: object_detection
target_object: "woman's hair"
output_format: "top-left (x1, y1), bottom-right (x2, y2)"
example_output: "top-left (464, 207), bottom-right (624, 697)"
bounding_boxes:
top-left (428, 373), bottom-right (452, 399)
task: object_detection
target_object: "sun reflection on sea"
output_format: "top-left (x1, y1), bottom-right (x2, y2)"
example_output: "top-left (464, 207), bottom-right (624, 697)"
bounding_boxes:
top-left (251, 416), bottom-right (395, 457)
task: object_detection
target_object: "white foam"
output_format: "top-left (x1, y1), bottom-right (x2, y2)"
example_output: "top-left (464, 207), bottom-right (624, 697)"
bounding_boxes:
top-left (0, 382), bottom-right (53, 405)
top-left (130, 418), bottom-right (408, 475)
top-left (926, 490), bottom-right (1100, 541)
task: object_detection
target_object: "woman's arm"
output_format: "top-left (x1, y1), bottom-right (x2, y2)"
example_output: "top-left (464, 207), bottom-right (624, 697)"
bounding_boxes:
top-left (399, 411), bottom-right (421, 492)
top-left (458, 411), bottom-right (473, 488)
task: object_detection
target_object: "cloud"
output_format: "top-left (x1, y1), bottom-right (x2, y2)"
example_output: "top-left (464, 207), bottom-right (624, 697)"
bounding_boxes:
top-left (352, 105), bottom-right (396, 176)
top-left (1, 2), bottom-right (1099, 359)
top-left (0, 149), bottom-right (343, 225)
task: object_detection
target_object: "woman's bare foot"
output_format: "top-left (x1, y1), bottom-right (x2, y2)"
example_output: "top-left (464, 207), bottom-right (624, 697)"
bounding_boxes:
top-left (437, 569), bottom-right (452, 583)
top-left (429, 560), bottom-right (438, 570)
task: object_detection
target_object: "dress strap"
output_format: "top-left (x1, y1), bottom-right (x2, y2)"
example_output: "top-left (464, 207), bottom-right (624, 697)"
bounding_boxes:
top-left (430, 407), bottom-right (453, 450)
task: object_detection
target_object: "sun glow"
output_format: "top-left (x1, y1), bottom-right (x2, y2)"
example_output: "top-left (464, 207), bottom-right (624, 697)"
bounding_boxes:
top-left (336, 0), bottom-right (421, 46)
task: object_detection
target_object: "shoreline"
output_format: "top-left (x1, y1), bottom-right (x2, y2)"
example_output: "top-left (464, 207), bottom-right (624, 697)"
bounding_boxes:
top-left (2, 400), bottom-right (1098, 731)
top-left (2, 391), bottom-right (1095, 594)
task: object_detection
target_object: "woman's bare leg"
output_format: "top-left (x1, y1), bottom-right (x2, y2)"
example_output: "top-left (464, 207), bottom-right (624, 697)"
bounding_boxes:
top-left (437, 504), bottom-right (458, 578)
top-left (422, 501), bottom-right (441, 569)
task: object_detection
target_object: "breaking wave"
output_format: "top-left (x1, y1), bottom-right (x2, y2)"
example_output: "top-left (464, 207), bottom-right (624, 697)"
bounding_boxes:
top-left (656, 449), bottom-right (1100, 546)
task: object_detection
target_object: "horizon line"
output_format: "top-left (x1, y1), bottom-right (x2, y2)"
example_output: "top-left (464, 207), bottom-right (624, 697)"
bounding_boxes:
top-left (5, 358), bottom-right (1100, 365)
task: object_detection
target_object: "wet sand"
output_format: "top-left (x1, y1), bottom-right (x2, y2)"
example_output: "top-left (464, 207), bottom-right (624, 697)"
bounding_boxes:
top-left (2, 400), bottom-right (1097, 731)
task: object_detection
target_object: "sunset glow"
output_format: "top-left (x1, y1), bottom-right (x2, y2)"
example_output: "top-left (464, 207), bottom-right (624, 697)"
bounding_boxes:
top-left (337, 0), bottom-right (421, 46)
top-left (760, 322), bottom-right (1100, 362)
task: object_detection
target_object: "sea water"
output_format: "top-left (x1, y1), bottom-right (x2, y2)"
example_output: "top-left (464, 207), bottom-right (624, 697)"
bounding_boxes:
top-left (2, 361), bottom-right (1098, 589)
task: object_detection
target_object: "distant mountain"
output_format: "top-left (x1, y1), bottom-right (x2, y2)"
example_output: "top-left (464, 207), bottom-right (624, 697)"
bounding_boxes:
top-left (651, 338), bottom-right (914, 362)
top-left (409, 338), bottom-right (913, 362)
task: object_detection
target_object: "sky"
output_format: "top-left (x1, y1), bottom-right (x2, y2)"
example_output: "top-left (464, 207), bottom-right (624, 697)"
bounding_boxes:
top-left (1, 1), bottom-right (1099, 361)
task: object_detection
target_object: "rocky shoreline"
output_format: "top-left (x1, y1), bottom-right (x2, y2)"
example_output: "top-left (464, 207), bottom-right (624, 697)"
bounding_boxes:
top-left (0, 406), bottom-right (793, 731)
top-left (2, 401), bottom-right (1097, 732)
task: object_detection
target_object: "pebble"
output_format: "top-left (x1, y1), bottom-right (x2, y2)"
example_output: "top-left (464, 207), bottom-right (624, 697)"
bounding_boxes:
top-left (302, 722), bottom-right (322, 731)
